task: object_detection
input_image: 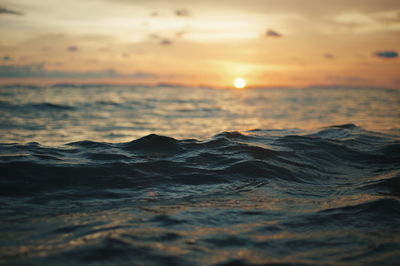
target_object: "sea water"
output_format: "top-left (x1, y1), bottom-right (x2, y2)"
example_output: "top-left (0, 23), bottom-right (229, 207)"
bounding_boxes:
top-left (0, 85), bottom-right (399, 265)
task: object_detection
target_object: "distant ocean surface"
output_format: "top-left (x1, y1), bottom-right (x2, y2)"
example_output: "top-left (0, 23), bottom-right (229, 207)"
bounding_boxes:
top-left (1, 85), bottom-right (400, 265)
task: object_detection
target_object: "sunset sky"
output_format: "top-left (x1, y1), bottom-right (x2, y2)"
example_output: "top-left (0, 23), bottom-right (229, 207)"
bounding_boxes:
top-left (1, 0), bottom-right (399, 88)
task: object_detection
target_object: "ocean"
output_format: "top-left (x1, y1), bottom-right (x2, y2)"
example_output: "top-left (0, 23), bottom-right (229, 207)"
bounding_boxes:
top-left (1, 85), bottom-right (400, 265)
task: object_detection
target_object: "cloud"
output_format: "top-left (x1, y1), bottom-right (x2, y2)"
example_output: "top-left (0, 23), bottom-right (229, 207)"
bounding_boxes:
top-left (112, 0), bottom-right (400, 17)
top-left (149, 34), bottom-right (173, 46)
top-left (175, 9), bottom-right (190, 17)
top-left (2, 55), bottom-right (11, 61)
top-left (373, 50), bottom-right (398, 59)
top-left (0, 6), bottom-right (23, 16)
top-left (160, 39), bottom-right (172, 46)
top-left (0, 64), bottom-right (159, 79)
top-left (67, 46), bottom-right (79, 52)
top-left (175, 31), bottom-right (186, 38)
top-left (149, 34), bottom-right (161, 40)
top-left (265, 29), bottom-right (282, 37)
top-left (324, 53), bottom-right (335, 59)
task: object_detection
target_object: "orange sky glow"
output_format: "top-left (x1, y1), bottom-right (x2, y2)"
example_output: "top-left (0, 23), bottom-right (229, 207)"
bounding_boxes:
top-left (1, 0), bottom-right (399, 88)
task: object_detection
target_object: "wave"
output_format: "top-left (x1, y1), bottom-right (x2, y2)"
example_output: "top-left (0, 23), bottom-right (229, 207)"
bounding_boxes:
top-left (1, 124), bottom-right (399, 265)
top-left (0, 101), bottom-right (75, 111)
top-left (0, 125), bottom-right (398, 196)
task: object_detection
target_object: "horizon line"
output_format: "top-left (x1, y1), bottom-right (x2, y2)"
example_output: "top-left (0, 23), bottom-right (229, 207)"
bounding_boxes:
top-left (0, 81), bottom-right (399, 90)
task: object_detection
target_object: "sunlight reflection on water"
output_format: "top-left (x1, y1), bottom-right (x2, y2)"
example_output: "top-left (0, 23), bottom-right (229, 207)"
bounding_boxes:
top-left (0, 85), bottom-right (399, 145)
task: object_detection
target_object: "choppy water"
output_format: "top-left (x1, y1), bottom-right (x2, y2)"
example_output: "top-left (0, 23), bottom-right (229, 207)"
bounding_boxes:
top-left (1, 85), bottom-right (400, 265)
top-left (1, 85), bottom-right (399, 145)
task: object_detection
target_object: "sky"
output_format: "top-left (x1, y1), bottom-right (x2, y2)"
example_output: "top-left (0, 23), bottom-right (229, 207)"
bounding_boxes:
top-left (0, 0), bottom-right (399, 88)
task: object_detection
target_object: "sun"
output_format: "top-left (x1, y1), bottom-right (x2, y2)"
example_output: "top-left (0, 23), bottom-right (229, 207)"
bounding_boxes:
top-left (233, 78), bottom-right (246, 89)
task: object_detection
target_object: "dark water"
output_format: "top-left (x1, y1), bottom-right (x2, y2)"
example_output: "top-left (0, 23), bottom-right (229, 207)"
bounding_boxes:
top-left (1, 85), bottom-right (400, 265)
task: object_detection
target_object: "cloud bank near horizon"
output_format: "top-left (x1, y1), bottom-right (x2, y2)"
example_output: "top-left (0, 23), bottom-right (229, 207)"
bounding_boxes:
top-left (0, 64), bottom-right (159, 79)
